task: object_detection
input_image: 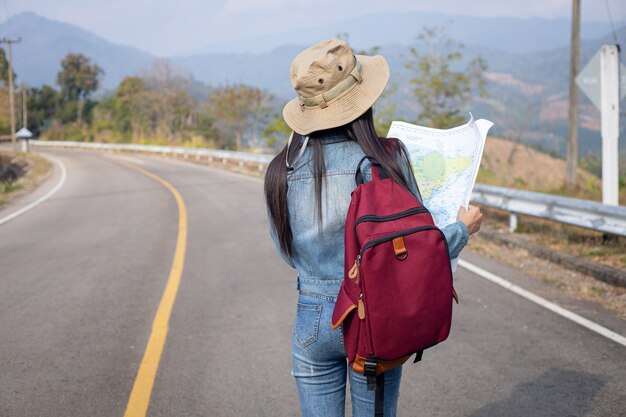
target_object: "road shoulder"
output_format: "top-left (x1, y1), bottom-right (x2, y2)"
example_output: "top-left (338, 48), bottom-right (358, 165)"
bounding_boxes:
top-left (0, 151), bottom-right (61, 220)
top-left (462, 246), bottom-right (626, 338)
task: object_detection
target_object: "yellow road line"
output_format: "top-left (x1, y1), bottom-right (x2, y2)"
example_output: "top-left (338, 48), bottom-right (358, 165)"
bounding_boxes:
top-left (121, 162), bottom-right (188, 417)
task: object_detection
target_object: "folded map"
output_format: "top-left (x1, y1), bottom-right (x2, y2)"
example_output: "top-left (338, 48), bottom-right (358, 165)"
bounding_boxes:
top-left (387, 114), bottom-right (493, 270)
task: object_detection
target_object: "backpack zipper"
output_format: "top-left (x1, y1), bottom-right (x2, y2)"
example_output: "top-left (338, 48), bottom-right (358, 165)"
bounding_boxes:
top-left (354, 206), bottom-right (429, 234)
top-left (359, 225), bottom-right (439, 256)
top-left (357, 293), bottom-right (365, 319)
top-left (348, 225), bottom-right (441, 283)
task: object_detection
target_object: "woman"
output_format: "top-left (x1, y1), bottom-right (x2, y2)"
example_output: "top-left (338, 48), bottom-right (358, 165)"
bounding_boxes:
top-left (264, 39), bottom-right (482, 417)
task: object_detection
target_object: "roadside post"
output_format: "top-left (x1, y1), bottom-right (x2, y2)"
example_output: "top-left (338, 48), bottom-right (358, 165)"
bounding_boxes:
top-left (16, 128), bottom-right (33, 153)
top-left (575, 45), bottom-right (622, 206)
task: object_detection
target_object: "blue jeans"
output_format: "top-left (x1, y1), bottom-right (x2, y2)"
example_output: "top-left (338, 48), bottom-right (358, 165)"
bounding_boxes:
top-left (292, 291), bottom-right (402, 417)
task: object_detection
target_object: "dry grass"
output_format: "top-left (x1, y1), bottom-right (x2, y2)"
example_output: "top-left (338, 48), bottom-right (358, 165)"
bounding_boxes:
top-left (468, 233), bottom-right (626, 320)
top-left (478, 137), bottom-right (623, 203)
top-left (479, 205), bottom-right (626, 270)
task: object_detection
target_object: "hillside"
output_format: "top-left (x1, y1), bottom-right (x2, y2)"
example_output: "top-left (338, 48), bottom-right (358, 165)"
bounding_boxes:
top-left (478, 137), bottom-right (604, 199)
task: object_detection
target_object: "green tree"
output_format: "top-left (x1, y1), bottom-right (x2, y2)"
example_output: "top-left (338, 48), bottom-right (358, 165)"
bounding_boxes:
top-left (263, 110), bottom-right (291, 151)
top-left (56, 53), bottom-right (103, 123)
top-left (0, 48), bottom-right (16, 87)
top-left (141, 59), bottom-right (197, 144)
top-left (90, 63), bottom-right (213, 145)
top-left (27, 85), bottom-right (61, 136)
top-left (206, 84), bottom-right (273, 150)
top-left (114, 76), bottom-right (152, 140)
top-left (405, 26), bottom-right (487, 128)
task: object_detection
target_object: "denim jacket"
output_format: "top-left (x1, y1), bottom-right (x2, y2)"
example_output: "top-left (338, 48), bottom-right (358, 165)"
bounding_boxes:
top-left (269, 135), bottom-right (469, 295)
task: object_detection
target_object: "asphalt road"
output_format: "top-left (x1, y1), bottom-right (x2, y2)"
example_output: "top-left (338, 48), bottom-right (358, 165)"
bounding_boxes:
top-left (0, 149), bottom-right (624, 417)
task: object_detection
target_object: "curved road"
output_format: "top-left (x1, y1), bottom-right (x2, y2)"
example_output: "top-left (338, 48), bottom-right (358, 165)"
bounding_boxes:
top-left (0, 149), bottom-right (624, 417)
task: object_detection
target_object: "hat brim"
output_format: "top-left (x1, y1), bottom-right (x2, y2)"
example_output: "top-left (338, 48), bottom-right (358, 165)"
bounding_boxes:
top-left (283, 54), bottom-right (390, 136)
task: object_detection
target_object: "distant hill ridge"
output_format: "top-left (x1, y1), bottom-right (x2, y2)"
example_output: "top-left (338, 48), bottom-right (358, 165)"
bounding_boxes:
top-left (0, 11), bottom-right (154, 89)
top-left (0, 11), bottom-right (618, 90)
top-left (1, 11), bottom-right (624, 160)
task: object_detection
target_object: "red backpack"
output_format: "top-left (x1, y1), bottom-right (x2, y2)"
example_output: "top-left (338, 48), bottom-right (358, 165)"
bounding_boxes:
top-left (331, 155), bottom-right (457, 415)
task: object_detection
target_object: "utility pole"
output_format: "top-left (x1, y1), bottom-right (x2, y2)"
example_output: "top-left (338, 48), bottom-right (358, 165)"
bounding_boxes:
top-left (566, 0), bottom-right (580, 187)
top-left (16, 84), bottom-right (21, 128)
top-left (0, 37), bottom-right (21, 154)
top-left (22, 83), bottom-right (27, 128)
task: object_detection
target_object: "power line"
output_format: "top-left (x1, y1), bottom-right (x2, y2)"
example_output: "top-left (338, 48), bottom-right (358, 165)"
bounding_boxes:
top-left (604, 0), bottom-right (620, 46)
top-left (619, 0), bottom-right (625, 44)
top-left (615, 0), bottom-right (625, 47)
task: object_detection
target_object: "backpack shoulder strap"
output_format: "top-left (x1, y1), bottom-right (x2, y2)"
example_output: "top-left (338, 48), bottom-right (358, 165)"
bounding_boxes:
top-left (355, 156), bottom-right (389, 186)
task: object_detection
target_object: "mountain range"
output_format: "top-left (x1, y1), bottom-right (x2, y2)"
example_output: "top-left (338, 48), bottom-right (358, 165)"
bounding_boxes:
top-left (186, 11), bottom-right (614, 55)
top-left (2, 11), bottom-right (619, 91)
top-left (1, 11), bottom-right (624, 160)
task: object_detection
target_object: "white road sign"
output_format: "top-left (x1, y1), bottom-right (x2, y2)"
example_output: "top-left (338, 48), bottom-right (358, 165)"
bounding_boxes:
top-left (576, 48), bottom-right (626, 110)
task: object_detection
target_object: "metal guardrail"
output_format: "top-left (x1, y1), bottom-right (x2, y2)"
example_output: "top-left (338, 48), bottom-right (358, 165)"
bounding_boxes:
top-left (31, 140), bottom-right (273, 169)
top-left (32, 140), bottom-right (626, 237)
top-left (472, 184), bottom-right (626, 237)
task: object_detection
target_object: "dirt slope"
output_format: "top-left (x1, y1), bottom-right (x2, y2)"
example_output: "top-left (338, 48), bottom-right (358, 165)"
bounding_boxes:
top-left (478, 137), bottom-right (601, 196)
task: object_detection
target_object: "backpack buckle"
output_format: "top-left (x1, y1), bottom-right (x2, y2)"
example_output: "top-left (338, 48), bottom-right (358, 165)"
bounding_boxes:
top-left (364, 358), bottom-right (378, 390)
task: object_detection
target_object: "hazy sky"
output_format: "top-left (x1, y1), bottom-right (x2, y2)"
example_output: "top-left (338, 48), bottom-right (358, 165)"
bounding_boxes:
top-left (6, 0), bottom-right (625, 55)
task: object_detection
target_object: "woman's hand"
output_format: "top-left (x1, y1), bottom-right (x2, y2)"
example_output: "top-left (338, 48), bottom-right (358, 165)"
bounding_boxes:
top-left (456, 205), bottom-right (482, 235)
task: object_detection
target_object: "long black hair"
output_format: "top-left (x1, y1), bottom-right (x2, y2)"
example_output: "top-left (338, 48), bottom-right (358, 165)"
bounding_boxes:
top-left (264, 108), bottom-right (414, 259)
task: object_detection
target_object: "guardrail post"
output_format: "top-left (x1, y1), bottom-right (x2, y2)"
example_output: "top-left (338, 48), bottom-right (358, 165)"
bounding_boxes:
top-left (509, 212), bottom-right (519, 233)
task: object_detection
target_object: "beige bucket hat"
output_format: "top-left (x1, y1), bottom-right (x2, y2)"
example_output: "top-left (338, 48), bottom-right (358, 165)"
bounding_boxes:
top-left (283, 39), bottom-right (390, 135)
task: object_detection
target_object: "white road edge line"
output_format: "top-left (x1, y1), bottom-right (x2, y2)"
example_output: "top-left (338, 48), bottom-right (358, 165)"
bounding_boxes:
top-left (459, 259), bottom-right (626, 347)
top-left (0, 154), bottom-right (67, 227)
